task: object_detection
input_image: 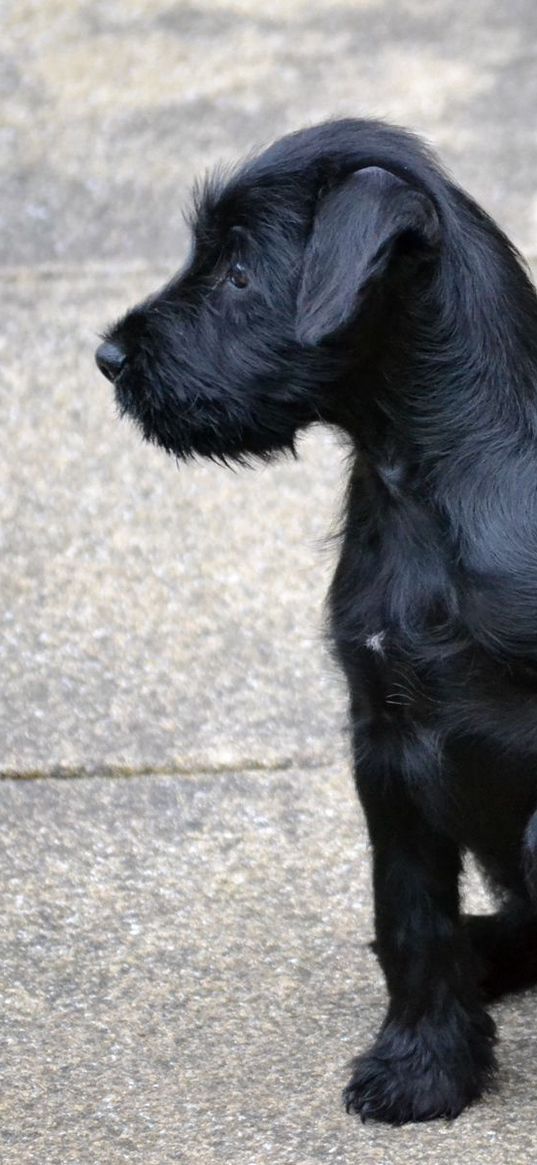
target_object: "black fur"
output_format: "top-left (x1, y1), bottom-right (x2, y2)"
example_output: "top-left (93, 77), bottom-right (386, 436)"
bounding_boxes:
top-left (96, 119), bottom-right (537, 1124)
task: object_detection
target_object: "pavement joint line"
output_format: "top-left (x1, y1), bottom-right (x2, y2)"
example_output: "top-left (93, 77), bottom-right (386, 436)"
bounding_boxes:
top-left (3, 261), bottom-right (174, 282)
top-left (0, 755), bottom-right (340, 781)
top-left (3, 257), bottom-right (537, 283)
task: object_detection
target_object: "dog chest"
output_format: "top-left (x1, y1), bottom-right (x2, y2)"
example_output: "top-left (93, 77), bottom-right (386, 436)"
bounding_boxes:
top-left (329, 462), bottom-right (457, 727)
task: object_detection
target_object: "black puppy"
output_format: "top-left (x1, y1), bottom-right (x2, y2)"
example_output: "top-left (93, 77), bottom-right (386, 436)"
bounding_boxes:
top-left (96, 119), bottom-right (537, 1124)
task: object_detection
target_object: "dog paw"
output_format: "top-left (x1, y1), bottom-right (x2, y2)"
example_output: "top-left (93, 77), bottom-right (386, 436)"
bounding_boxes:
top-left (343, 1011), bottom-right (496, 1125)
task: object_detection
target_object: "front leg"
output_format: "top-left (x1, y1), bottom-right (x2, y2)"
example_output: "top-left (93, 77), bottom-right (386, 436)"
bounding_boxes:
top-left (345, 741), bottom-right (496, 1124)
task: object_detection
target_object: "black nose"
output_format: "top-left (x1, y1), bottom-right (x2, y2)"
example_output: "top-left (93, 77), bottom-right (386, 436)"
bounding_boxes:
top-left (95, 340), bottom-right (126, 382)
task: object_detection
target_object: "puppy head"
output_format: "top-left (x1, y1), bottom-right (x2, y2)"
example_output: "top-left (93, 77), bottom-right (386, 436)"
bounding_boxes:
top-left (96, 121), bottom-right (441, 462)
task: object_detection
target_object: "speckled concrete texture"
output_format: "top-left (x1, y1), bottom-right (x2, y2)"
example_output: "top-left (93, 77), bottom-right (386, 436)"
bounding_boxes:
top-left (1, 270), bottom-right (346, 775)
top-left (3, 0), bottom-right (537, 267)
top-left (3, 0), bottom-right (537, 1161)
top-left (2, 767), bottom-right (531, 1165)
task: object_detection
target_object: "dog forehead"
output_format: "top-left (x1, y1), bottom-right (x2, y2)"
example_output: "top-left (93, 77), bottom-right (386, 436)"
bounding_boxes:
top-left (219, 119), bottom-right (447, 216)
top-left (192, 167), bottom-right (310, 246)
top-left (190, 117), bottom-right (445, 249)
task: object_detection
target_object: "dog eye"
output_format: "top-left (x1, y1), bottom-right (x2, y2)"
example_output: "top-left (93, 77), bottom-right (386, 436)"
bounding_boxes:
top-left (226, 261), bottom-right (249, 289)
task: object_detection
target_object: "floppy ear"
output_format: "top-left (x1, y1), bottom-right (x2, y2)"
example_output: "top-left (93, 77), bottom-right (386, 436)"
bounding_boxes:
top-left (296, 166), bottom-right (440, 346)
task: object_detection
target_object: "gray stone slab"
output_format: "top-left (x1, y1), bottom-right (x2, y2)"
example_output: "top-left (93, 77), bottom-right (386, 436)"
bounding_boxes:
top-left (4, 0), bottom-right (537, 777)
top-left (1, 766), bottom-right (535, 1165)
top-left (3, 0), bottom-right (537, 267)
top-left (1, 270), bottom-right (347, 775)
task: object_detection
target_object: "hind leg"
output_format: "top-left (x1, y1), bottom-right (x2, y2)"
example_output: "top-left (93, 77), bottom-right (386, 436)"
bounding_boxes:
top-left (465, 896), bottom-right (537, 1001)
top-left (465, 808), bottom-right (537, 1001)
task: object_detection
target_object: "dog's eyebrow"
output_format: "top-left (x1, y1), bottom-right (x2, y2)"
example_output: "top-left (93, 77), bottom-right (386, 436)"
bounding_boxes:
top-left (229, 224), bottom-right (249, 245)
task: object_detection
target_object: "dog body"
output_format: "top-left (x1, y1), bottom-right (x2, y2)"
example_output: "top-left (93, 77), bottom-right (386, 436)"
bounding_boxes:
top-left (96, 120), bottom-right (537, 1123)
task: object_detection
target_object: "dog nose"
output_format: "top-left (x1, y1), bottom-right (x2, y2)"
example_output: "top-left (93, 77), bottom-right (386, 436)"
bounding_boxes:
top-left (95, 340), bottom-right (126, 382)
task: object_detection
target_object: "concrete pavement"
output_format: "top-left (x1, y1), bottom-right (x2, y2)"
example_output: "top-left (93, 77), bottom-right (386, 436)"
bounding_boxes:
top-left (3, 0), bottom-right (537, 1160)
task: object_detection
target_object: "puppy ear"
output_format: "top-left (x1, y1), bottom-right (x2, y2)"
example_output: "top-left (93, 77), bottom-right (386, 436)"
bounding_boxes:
top-left (296, 166), bottom-right (440, 345)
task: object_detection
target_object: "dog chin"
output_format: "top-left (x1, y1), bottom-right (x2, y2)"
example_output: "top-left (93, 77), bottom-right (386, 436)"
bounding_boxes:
top-left (144, 413), bottom-right (294, 465)
top-left (115, 382), bottom-right (293, 463)
top-left (115, 398), bottom-right (224, 461)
